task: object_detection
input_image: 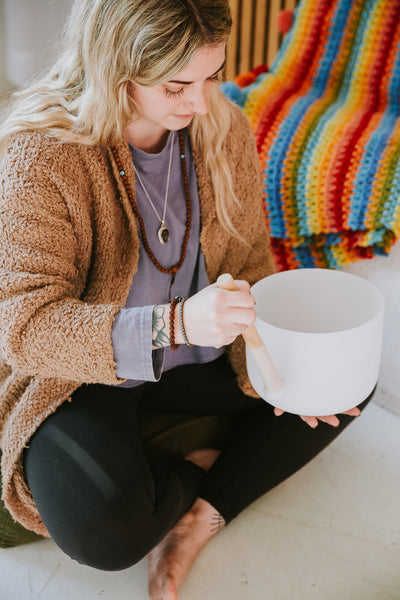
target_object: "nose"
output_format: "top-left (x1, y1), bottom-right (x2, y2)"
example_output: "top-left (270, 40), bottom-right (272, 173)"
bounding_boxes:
top-left (186, 86), bottom-right (209, 115)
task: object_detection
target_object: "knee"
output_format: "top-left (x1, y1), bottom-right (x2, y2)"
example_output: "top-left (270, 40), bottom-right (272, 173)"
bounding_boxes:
top-left (53, 507), bottom-right (156, 571)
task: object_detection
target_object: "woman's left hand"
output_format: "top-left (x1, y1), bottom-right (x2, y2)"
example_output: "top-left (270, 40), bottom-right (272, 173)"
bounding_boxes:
top-left (273, 407), bottom-right (361, 428)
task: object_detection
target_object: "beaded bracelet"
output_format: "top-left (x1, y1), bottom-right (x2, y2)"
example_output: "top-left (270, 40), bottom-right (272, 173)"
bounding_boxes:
top-left (169, 296), bottom-right (182, 351)
top-left (178, 297), bottom-right (194, 348)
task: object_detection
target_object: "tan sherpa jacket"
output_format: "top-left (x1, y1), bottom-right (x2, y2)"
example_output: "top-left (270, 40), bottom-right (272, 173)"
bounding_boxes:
top-left (0, 102), bottom-right (274, 535)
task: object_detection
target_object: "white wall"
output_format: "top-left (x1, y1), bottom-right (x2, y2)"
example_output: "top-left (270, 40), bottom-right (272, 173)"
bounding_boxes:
top-left (344, 241), bottom-right (400, 415)
top-left (0, 0), bottom-right (8, 91)
top-left (2, 0), bottom-right (69, 87)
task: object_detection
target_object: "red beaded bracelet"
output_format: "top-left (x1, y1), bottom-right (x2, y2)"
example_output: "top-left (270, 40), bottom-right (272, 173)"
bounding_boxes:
top-left (169, 296), bottom-right (182, 351)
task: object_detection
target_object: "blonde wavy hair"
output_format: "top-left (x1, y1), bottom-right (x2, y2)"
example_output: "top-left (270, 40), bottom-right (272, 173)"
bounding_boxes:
top-left (0, 0), bottom-right (243, 239)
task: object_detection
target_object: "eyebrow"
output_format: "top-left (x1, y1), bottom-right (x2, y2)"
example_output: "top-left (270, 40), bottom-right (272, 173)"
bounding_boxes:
top-left (167, 60), bottom-right (226, 85)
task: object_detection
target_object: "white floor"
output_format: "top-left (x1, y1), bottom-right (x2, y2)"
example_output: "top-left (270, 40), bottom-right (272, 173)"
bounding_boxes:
top-left (0, 400), bottom-right (399, 600)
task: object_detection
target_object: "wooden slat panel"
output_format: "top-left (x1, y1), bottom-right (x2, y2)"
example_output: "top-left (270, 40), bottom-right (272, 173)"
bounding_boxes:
top-left (226, 0), bottom-right (240, 80)
top-left (239, 0), bottom-right (254, 73)
top-left (284, 0), bottom-right (297, 10)
top-left (267, 0), bottom-right (281, 68)
top-left (226, 0), bottom-right (299, 79)
top-left (253, 0), bottom-right (269, 67)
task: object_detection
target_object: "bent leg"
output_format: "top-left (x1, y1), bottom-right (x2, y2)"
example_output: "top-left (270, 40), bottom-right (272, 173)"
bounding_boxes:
top-left (199, 389), bottom-right (374, 523)
top-left (24, 383), bottom-right (204, 571)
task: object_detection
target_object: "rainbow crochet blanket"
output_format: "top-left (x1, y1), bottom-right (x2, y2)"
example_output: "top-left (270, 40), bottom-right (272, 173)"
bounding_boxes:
top-left (223, 0), bottom-right (400, 270)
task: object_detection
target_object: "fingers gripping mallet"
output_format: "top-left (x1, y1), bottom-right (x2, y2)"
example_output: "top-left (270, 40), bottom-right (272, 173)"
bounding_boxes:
top-left (217, 273), bottom-right (287, 401)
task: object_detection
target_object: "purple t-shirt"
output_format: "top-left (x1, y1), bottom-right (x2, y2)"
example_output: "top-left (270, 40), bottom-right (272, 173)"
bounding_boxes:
top-left (111, 129), bottom-right (224, 387)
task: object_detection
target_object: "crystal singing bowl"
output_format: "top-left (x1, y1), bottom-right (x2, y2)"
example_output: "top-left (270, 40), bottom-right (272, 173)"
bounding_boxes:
top-left (246, 269), bottom-right (384, 416)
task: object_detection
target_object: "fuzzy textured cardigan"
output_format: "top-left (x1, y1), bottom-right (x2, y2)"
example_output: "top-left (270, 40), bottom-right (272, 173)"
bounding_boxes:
top-left (0, 102), bottom-right (274, 535)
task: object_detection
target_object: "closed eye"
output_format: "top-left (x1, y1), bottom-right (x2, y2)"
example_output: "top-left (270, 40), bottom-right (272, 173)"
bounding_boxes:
top-left (163, 72), bottom-right (222, 99)
top-left (208, 73), bottom-right (221, 85)
top-left (163, 87), bottom-right (185, 99)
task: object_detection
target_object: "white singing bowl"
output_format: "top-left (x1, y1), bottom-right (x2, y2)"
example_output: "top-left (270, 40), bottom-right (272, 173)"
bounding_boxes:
top-left (246, 268), bottom-right (384, 416)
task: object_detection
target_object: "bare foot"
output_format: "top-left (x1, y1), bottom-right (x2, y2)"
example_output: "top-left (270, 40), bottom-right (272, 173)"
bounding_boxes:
top-left (147, 498), bottom-right (226, 600)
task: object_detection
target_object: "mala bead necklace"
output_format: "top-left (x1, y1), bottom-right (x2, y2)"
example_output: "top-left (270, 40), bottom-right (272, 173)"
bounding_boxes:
top-left (112, 129), bottom-right (194, 350)
top-left (111, 129), bottom-right (192, 286)
top-left (132, 131), bottom-right (174, 245)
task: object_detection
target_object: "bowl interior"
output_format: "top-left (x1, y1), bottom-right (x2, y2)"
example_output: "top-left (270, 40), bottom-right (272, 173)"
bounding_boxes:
top-left (252, 269), bottom-right (383, 334)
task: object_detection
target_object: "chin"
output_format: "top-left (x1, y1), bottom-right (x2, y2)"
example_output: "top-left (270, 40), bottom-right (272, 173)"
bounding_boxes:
top-left (171, 115), bottom-right (195, 124)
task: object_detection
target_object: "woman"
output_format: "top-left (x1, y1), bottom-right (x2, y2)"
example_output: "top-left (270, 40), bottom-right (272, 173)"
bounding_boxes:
top-left (0, 1), bottom-right (367, 598)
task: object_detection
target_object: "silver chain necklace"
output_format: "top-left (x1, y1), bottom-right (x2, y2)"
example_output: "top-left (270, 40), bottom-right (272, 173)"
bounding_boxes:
top-left (132, 132), bottom-right (174, 245)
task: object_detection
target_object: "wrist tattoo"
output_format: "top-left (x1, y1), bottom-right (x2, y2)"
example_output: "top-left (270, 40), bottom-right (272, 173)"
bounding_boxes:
top-left (152, 305), bottom-right (170, 347)
top-left (210, 511), bottom-right (225, 534)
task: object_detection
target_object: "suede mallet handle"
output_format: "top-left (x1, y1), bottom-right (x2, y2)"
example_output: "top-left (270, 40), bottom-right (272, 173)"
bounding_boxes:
top-left (217, 273), bottom-right (287, 401)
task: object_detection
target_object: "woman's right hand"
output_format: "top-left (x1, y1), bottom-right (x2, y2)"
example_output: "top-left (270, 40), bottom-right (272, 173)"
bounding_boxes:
top-left (178, 280), bottom-right (256, 348)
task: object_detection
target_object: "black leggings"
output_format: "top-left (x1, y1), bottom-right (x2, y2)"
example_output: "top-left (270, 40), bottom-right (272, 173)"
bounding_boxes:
top-left (24, 356), bottom-right (372, 571)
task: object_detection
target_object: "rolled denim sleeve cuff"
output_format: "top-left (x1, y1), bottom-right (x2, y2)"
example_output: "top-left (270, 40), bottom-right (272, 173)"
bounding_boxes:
top-left (111, 305), bottom-right (164, 381)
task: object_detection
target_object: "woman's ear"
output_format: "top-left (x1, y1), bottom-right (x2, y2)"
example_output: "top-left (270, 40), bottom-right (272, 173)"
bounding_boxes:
top-left (127, 81), bottom-right (135, 97)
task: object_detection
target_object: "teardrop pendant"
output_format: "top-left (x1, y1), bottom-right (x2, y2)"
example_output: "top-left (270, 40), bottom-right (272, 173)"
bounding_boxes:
top-left (158, 223), bottom-right (170, 245)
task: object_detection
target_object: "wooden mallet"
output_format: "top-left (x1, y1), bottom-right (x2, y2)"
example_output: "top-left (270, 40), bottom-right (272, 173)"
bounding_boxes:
top-left (217, 273), bottom-right (287, 401)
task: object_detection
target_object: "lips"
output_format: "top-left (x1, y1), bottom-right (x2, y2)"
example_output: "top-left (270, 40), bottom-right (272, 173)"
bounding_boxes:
top-left (173, 113), bottom-right (194, 119)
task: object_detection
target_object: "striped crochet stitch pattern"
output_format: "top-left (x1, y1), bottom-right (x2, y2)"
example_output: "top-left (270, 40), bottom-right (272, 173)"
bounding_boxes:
top-left (223, 0), bottom-right (400, 270)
